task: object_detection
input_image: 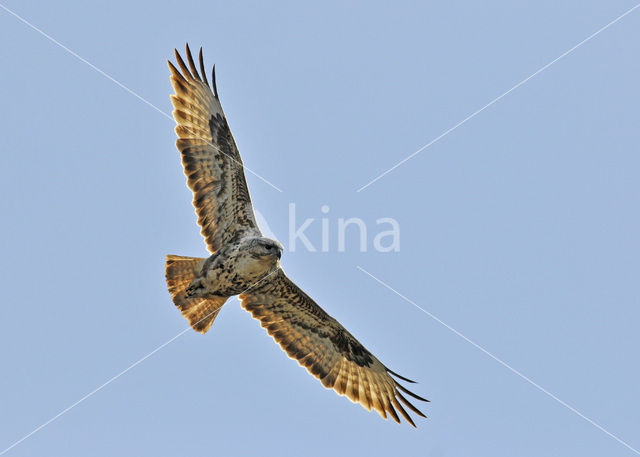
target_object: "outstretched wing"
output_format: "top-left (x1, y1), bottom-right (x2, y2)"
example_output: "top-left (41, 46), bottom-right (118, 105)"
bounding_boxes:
top-left (239, 269), bottom-right (428, 426)
top-left (168, 45), bottom-right (261, 253)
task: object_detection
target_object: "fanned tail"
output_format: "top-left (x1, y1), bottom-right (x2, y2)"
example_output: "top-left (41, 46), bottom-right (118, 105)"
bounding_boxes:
top-left (165, 255), bottom-right (228, 333)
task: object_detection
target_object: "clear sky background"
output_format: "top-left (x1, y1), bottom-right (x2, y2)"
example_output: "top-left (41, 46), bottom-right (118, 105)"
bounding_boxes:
top-left (1, 1), bottom-right (639, 456)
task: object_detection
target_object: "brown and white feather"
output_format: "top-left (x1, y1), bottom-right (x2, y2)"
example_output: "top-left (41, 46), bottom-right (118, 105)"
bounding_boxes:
top-left (165, 255), bottom-right (227, 333)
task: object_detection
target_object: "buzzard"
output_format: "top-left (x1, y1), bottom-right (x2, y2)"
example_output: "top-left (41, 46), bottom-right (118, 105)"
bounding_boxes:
top-left (165, 44), bottom-right (428, 426)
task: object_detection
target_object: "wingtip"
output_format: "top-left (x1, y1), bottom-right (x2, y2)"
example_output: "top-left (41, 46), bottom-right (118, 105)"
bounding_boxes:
top-left (174, 48), bottom-right (191, 80)
top-left (199, 46), bottom-right (210, 87)
top-left (167, 60), bottom-right (187, 84)
top-left (387, 368), bottom-right (417, 384)
top-left (211, 64), bottom-right (219, 98)
top-left (185, 42), bottom-right (201, 81)
top-left (394, 380), bottom-right (429, 403)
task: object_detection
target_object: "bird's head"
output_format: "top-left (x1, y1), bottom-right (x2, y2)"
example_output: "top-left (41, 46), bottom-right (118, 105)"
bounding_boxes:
top-left (248, 237), bottom-right (283, 263)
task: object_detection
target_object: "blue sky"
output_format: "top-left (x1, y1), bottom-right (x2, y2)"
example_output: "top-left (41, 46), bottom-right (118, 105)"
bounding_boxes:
top-left (1, 1), bottom-right (639, 456)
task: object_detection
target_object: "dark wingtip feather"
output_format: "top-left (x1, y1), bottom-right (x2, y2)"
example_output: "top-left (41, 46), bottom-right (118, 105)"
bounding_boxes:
top-left (211, 64), bottom-right (219, 98)
top-left (185, 43), bottom-right (201, 81)
top-left (198, 47), bottom-right (209, 87)
top-left (387, 369), bottom-right (417, 384)
top-left (386, 401), bottom-right (400, 424)
top-left (174, 48), bottom-right (192, 80)
top-left (396, 390), bottom-right (427, 418)
top-left (167, 60), bottom-right (187, 83)
top-left (394, 381), bottom-right (430, 402)
top-left (392, 397), bottom-right (417, 427)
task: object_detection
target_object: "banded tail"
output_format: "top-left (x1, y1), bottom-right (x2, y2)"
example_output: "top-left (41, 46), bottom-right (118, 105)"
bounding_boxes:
top-left (165, 255), bottom-right (227, 333)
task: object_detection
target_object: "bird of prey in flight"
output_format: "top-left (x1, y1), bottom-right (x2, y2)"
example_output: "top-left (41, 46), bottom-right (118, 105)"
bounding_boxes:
top-left (165, 44), bottom-right (428, 426)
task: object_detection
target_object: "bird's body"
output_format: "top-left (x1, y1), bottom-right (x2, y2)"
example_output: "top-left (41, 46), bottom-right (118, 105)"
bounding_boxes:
top-left (164, 44), bottom-right (428, 426)
top-left (185, 236), bottom-right (283, 298)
